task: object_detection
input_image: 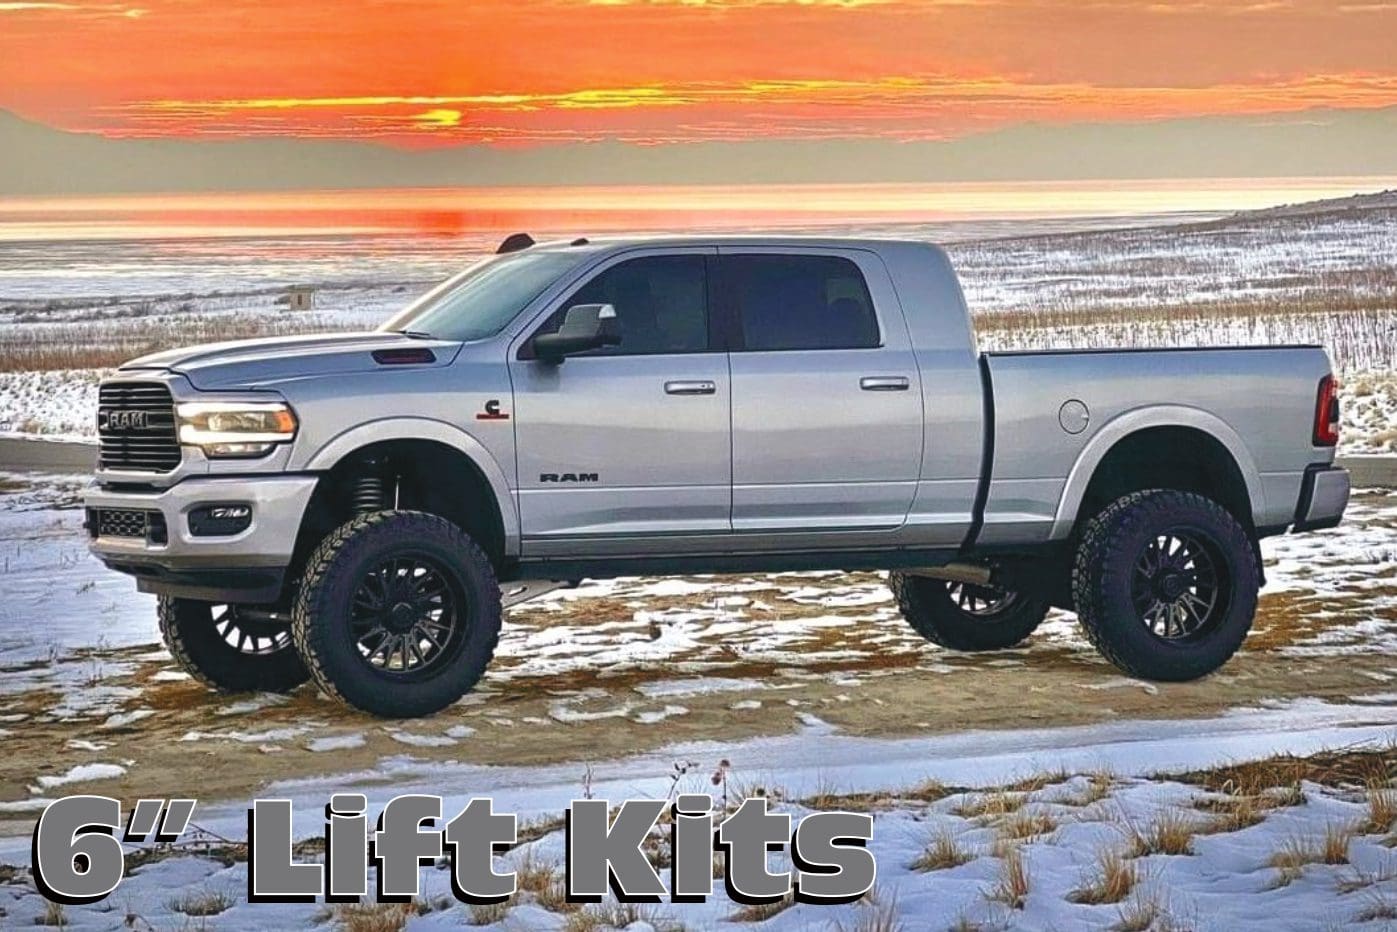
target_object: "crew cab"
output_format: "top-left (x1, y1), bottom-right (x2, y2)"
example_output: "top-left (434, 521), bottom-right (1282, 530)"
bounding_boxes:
top-left (82, 235), bottom-right (1351, 717)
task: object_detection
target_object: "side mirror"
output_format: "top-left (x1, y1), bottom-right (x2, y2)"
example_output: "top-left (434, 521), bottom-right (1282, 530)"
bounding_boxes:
top-left (532, 303), bottom-right (621, 362)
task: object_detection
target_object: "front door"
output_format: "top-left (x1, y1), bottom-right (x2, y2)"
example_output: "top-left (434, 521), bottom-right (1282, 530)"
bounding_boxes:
top-left (508, 248), bottom-right (731, 546)
top-left (720, 248), bottom-right (924, 532)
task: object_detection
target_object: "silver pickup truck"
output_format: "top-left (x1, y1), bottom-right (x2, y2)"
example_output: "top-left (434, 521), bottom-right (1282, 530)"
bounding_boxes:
top-left (83, 234), bottom-right (1351, 717)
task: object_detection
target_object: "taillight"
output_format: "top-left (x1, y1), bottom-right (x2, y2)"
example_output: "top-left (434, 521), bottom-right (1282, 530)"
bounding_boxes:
top-left (1313, 375), bottom-right (1340, 447)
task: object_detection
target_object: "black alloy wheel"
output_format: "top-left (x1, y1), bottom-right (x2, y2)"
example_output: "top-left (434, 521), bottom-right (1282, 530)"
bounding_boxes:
top-left (349, 554), bottom-right (468, 678)
top-left (1130, 530), bottom-right (1231, 642)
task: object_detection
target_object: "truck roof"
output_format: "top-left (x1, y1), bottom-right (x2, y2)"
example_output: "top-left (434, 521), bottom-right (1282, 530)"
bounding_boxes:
top-left (519, 233), bottom-right (940, 255)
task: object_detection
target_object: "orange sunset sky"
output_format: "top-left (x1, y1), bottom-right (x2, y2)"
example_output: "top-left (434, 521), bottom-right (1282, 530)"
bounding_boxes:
top-left (3, 0), bottom-right (1397, 149)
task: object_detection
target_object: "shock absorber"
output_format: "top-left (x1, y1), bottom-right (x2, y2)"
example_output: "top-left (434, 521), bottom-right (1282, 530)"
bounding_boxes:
top-left (350, 457), bottom-right (388, 514)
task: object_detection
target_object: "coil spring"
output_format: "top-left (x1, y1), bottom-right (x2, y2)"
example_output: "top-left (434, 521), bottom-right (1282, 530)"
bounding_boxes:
top-left (350, 470), bottom-right (386, 514)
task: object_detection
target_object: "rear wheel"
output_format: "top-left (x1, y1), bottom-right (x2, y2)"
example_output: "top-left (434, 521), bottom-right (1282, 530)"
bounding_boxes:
top-left (157, 597), bottom-right (309, 693)
top-left (1072, 489), bottom-right (1259, 682)
top-left (889, 572), bottom-right (1049, 651)
top-left (292, 511), bottom-right (501, 718)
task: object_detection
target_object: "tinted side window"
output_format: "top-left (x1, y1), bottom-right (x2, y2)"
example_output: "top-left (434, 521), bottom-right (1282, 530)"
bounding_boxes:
top-left (534, 255), bottom-right (709, 356)
top-left (726, 254), bottom-right (880, 352)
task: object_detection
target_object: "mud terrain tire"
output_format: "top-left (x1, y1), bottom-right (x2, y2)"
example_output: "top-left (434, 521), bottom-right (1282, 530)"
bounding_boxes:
top-left (293, 510), bottom-right (501, 718)
top-left (1072, 489), bottom-right (1259, 682)
top-left (889, 573), bottom-right (1049, 651)
top-left (158, 596), bottom-right (309, 693)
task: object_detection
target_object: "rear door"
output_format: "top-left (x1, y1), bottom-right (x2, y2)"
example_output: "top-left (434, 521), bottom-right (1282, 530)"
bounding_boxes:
top-left (508, 247), bottom-right (731, 545)
top-left (719, 247), bottom-right (924, 532)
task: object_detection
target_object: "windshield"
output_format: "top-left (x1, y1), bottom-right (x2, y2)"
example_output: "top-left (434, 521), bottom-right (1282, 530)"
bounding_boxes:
top-left (379, 250), bottom-right (583, 342)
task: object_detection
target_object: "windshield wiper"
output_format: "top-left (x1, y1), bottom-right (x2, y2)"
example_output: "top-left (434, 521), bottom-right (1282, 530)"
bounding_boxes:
top-left (392, 329), bottom-right (436, 340)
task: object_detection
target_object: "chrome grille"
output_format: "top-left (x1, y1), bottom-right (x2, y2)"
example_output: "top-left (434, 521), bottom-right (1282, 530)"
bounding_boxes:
top-left (97, 382), bottom-right (181, 473)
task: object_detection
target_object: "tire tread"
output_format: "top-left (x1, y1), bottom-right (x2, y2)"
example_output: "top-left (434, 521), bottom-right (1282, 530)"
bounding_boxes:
top-left (1071, 489), bottom-right (1258, 681)
top-left (158, 596), bottom-right (308, 693)
top-left (889, 572), bottom-right (1048, 651)
top-left (291, 510), bottom-right (501, 717)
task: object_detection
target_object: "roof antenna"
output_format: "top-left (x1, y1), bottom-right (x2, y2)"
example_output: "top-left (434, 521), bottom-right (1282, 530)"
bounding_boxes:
top-left (496, 232), bottom-right (535, 254)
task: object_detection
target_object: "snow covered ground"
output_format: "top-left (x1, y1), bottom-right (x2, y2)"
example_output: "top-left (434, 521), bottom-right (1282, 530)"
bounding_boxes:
top-left (0, 477), bottom-right (1395, 928)
top-left (1, 706), bottom-right (1396, 930)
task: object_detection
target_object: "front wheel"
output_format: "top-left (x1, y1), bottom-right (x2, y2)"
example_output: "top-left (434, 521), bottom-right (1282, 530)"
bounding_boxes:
top-left (292, 511), bottom-right (501, 718)
top-left (1071, 489), bottom-right (1259, 682)
top-left (889, 572), bottom-right (1049, 651)
top-left (158, 597), bottom-right (309, 693)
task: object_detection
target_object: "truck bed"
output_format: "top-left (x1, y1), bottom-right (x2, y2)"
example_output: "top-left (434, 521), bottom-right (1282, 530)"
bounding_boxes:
top-left (977, 344), bottom-right (1335, 545)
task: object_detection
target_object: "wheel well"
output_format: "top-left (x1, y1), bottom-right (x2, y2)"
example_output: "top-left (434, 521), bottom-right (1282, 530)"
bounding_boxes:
top-left (290, 439), bottom-right (508, 587)
top-left (1075, 427), bottom-right (1254, 533)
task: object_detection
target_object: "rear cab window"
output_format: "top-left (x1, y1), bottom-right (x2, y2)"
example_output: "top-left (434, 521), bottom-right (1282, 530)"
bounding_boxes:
top-left (722, 254), bottom-right (881, 352)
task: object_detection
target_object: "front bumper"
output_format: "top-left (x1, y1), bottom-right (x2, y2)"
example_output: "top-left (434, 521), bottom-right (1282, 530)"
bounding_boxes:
top-left (83, 474), bottom-right (318, 603)
top-left (1293, 464), bottom-right (1350, 533)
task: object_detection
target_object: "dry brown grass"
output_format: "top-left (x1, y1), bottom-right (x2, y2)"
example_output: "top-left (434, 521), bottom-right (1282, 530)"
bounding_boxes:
top-left (955, 790), bottom-right (1027, 821)
top-left (561, 903), bottom-right (684, 932)
top-left (998, 809), bottom-right (1058, 842)
top-left (1070, 848), bottom-right (1138, 905)
top-left (904, 777), bottom-right (953, 802)
top-left (1367, 785), bottom-right (1397, 835)
top-left (1074, 770), bottom-right (1117, 807)
top-left (831, 893), bottom-right (906, 932)
top-left (1193, 793), bottom-right (1272, 835)
top-left (168, 890), bottom-right (235, 917)
top-left (514, 848), bottom-right (560, 894)
top-left (1268, 829), bottom-right (1354, 889)
top-left (975, 292), bottom-right (1397, 374)
top-left (728, 891), bottom-right (796, 923)
top-left (1122, 810), bottom-right (1196, 858)
top-left (466, 900), bottom-right (512, 926)
top-left (326, 900), bottom-right (430, 932)
top-left (985, 847), bottom-right (1030, 910)
top-left (1323, 823), bottom-right (1358, 864)
top-left (535, 876), bottom-right (580, 914)
top-left (0, 315), bottom-right (327, 372)
top-left (1005, 769), bottom-right (1069, 794)
top-left (910, 829), bottom-right (974, 872)
top-left (1174, 744), bottom-right (1396, 796)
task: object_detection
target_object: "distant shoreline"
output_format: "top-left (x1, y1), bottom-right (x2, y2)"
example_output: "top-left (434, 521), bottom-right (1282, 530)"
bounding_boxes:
top-left (2, 177), bottom-right (1393, 246)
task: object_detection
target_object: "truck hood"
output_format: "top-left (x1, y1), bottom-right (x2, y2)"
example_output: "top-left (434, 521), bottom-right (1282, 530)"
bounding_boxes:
top-left (120, 332), bottom-right (462, 391)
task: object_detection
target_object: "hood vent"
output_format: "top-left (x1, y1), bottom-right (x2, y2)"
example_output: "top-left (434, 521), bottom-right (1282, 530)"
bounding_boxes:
top-left (372, 347), bottom-right (437, 366)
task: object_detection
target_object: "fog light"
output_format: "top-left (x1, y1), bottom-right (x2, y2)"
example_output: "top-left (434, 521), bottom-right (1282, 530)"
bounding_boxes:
top-left (188, 503), bottom-right (253, 537)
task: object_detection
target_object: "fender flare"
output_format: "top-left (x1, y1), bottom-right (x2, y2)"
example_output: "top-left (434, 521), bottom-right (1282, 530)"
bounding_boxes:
top-left (1049, 405), bottom-right (1265, 540)
top-left (298, 417), bottom-right (520, 556)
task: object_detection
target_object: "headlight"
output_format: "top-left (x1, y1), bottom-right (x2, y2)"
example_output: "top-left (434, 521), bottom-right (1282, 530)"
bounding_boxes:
top-left (176, 401), bottom-right (297, 458)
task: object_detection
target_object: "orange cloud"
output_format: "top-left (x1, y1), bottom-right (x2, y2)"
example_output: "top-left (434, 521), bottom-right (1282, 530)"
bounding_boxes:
top-left (100, 72), bottom-right (1397, 144)
top-left (3, 0), bottom-right (1396, 147)
top-left (0, 1), bottom-right (144, 14)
